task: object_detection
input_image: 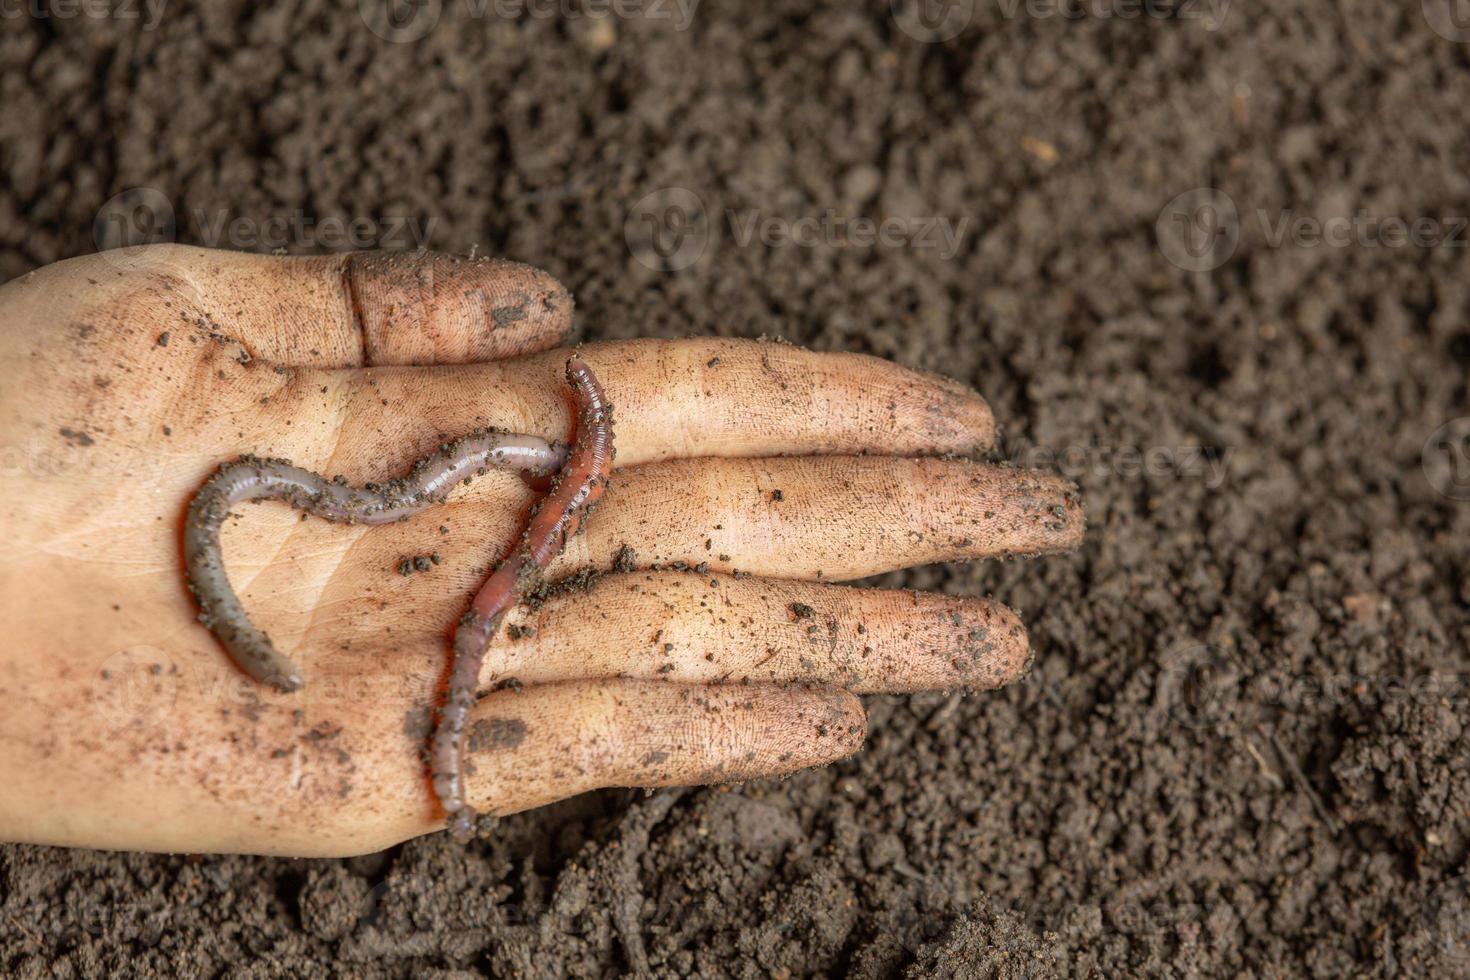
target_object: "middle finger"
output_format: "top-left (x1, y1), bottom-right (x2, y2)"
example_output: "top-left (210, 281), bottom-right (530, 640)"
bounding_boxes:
top-left (309, 455), bottom-right (1079, 648)
top-left (249, 337), bottom-right (996, 476)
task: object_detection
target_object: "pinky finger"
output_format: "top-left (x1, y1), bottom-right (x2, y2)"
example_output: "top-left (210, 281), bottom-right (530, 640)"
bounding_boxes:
top-left (456, 680), bottom-right (866, 820)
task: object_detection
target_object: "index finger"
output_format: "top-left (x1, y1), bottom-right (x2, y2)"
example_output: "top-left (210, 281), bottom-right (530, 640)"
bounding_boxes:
top-left (267, 338), bottom-right (996, 472)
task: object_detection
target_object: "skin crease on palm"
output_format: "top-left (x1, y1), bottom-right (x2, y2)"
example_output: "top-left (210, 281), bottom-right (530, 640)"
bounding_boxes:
top-left (0, 245), bottom-right (1083, 857)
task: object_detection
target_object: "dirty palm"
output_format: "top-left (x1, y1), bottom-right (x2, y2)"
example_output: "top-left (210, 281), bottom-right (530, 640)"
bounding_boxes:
top-left (0, 245), bottom-right (1082, 856)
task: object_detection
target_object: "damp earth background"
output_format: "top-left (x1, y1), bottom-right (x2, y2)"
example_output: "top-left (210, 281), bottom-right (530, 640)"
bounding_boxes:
top-left (3, 2), bottom-right (1470, 976)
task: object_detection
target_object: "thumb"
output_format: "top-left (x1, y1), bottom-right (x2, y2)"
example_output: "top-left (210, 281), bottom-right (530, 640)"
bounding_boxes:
top-left (117, 244), bottom-right (575, 368)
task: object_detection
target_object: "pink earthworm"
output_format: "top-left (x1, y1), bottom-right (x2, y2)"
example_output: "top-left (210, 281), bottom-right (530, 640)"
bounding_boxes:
top-left (185, 431), bottom-right (569, 692)
top-left (433, 357), bottom-right (614, 840)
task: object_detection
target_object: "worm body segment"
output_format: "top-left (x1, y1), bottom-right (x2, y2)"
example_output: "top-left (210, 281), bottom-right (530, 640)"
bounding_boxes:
top-left (432, 357), bottom-right (614, 839)
top-left (184, 358), bottom-right (612, 842)
top-left (184, 431), bottom-right (568, 692)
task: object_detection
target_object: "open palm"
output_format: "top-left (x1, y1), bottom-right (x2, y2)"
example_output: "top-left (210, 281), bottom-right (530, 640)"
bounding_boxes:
top-left (0, 246), bottom-right (1081, 856)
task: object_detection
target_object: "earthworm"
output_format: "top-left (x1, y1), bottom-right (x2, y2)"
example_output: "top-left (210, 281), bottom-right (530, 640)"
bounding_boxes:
top-left (432, 357), bottom-right (614, 840)
top-left (185, 431), bottom-right (569, 692)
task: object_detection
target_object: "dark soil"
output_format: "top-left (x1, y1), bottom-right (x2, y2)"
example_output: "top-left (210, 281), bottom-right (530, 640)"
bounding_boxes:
top-left (4, 1), bottom-right (1470, 976)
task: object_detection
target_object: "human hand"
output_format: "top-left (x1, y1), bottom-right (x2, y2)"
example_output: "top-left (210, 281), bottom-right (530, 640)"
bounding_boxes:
top-left (0, 245), bottom-right (1081, 856)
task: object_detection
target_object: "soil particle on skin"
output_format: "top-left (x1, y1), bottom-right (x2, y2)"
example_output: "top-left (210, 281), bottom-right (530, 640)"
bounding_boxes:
top-left (468, 717), bottom-right (527, 753)
top-left (611, 544), bottom-right (638, 573)
top-left (58, 426), bottom-right (94, 446)
top-left (3, 3), bottom-right (1469, 978)
top-left (402, 706), bottom-right (432, 742)
top-left (397, 555), bottom-right (437, 576)
top-left (490, 295), bottom-right (530, 328)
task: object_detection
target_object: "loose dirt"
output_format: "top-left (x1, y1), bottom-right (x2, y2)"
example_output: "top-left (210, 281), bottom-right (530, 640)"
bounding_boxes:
top-left (2, 2), bottom-right (1468, 976)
